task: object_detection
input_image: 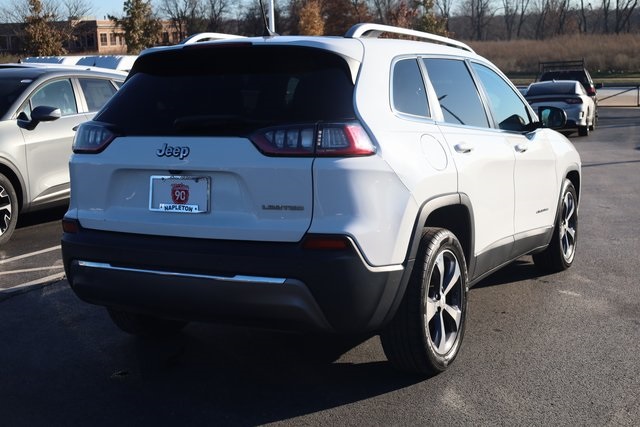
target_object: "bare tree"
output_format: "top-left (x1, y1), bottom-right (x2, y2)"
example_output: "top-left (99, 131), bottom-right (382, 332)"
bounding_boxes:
top-left (206, 0), bottom-right (228, 31)
top-left (601, 0), bottom-right (611, 32)
top-left (434, 0), bottom-right (455, 31)
top-left (62, 0), bottom-right (92, 19)
top-left (463, 0), bottom-right (494, 40)
top-left (614, 0), bottom-right (637, 33)
top-left (533, 0), bottom-right (550, 38)
top-left (370, 0), bottom-right (395, 24)
top-left (159, 0), bottom-right (203, 40)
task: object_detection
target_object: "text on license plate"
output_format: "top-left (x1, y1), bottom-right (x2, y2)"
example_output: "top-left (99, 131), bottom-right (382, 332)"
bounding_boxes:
top-left (149, 175), bottom-right (210, 213)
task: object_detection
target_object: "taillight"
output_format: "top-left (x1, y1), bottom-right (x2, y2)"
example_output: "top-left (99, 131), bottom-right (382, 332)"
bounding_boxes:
top-left (565, 98), bottom-right (583, 104)
top-left (73, 122), bottom-right (118, 154)
top-left (250, 122), bottom-right (376, 157)
top-left (586, 86), bottom-right (596, 96)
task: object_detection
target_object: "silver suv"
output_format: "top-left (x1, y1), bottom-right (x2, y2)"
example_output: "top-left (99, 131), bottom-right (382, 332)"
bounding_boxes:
top-left (0, 65), bottom-right (125, 244)
top-left (62, 24), bottom-right (581, 375)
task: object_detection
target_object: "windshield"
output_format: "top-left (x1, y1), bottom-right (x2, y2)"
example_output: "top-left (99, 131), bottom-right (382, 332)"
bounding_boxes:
top-left (96, 45), bottom-right (356, 136)
top-left (0, 78), bottom-right (31, 117)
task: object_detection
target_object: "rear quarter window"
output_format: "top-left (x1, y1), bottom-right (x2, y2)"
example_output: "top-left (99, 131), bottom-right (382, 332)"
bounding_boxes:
top-left (392, 58), bottom-right (429, 117)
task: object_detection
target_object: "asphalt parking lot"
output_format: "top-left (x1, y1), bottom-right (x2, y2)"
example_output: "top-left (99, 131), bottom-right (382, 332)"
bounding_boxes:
top-left (0, 107), bottom-right (639, 426)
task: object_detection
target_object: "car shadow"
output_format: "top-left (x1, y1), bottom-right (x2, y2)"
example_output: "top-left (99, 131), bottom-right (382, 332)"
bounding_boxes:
top-left (16, 205), bottom-right (67, 229)
top-left (0, 281), bottom-right (431, 425)
top-left (472, 257), bottom-right (548, 289)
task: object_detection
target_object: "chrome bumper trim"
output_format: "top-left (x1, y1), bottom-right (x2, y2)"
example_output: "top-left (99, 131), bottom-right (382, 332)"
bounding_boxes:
top-left (77, 260), bottom-right (287, 285)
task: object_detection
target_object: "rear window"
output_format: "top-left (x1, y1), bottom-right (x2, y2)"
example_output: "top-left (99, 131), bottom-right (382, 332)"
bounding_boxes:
top-left (527, 82), bottom-right (577, 96)
top-left (96, 45), bottom-right (356, 136)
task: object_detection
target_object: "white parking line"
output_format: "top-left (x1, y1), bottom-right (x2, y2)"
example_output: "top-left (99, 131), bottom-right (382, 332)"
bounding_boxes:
top-left (0, 265), bottom-right (64, 275)
top-left (0, 272), bottom-right (66, 293)
top-left (0, 245), bottom-right (61, 265)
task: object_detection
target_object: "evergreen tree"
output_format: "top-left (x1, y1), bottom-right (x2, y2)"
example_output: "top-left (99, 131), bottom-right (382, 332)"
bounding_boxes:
top-left (111, 0), bottom-right (162, 54)
top-left (23, 0), bottom-right (65, 55)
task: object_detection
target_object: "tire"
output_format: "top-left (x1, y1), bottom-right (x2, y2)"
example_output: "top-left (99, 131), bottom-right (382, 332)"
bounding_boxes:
top-left (589, 109), bottom-right (597, 131)
top-left (578, 125), bottom-right (589, 137)
top-left (380, 228), bottom-right (468, 376)
top-left (0, 173), bottom-right (19, 246)
top-left (533, 179), bottom-right (578, 273)
top-left (107, 307), bottom-right (187, 338)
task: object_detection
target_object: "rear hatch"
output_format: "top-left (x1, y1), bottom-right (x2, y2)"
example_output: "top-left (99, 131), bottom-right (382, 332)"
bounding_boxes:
top-left (69, 43), bottom-right (364, 242)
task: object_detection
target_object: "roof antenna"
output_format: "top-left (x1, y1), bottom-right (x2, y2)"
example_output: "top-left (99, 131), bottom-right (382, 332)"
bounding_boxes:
top-left (258, 0), bottom-right (277, 37)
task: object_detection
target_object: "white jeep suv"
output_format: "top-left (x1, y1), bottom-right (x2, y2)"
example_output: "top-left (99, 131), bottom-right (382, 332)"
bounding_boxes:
top-left (62, 24), bottom-right (581, 375)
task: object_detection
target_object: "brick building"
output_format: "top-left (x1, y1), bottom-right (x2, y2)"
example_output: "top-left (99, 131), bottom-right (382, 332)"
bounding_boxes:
top-left (0, 19), bottom-right (182, 56)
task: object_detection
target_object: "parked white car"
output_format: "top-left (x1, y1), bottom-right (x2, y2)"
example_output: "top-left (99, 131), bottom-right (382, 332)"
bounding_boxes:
top-left (0, 65), bottom-right (125, 244)
top-left (62, 24), bottom-right (581, 375)
top-left (525, 80), bottom-right (597, 136)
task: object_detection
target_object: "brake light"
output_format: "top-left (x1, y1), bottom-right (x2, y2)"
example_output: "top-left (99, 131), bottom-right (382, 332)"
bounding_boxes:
top-left (565, 98), bottom-right (583, 104)
top-left (73, 122), bottom-right (118, 154)
top-left (250, 123), bottom-right (376, 157)
top-left (586, 86), bottom-right (596, 96)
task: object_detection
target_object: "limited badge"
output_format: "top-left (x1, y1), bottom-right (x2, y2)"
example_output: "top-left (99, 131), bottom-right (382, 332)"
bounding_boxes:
top-left (171, 183), bottom-right (190, 204)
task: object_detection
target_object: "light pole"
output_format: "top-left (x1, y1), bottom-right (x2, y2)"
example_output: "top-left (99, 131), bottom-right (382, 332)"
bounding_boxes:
top-left (268, 0), bottom-right (276, 33)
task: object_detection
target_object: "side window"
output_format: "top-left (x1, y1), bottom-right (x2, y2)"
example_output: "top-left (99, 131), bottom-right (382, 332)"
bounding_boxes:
top-left (392, 58), bottom-right (429, 117)
top-left (30, 79), bottom-right (77, 116)
top-left (422, 58), bottom-right (488, 128)
top-left (79, 78), bottom-right (118, 112)
top-left (471, 62), bottom-right (532, 131)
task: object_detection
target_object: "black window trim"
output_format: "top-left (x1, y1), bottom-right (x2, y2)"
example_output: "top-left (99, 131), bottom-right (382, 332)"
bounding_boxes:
top-left (389, 55), bottom-right (435, 122)
top-left (420, 54), bottom-right (491, 131)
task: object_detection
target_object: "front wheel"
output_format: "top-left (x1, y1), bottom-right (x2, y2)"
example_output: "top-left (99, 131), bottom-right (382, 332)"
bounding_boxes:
top-left (380, 228), bottom-right (468, 376)
top-left (533, 179), bottom-right (578, 273)
top-left (0, 173), bottom-right (18, 246)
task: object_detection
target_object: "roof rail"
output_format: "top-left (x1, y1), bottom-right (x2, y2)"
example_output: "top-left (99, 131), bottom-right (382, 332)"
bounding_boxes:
top-left (180, 32), bottom-right (246, 44)
top-left (345, 23), bottom-right (474, 53)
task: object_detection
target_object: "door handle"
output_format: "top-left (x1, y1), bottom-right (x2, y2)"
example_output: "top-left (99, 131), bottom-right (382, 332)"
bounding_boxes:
top-left (515, 143), bottom-right (528, 153)
top-left (454, 143), bottom-right (473, 153)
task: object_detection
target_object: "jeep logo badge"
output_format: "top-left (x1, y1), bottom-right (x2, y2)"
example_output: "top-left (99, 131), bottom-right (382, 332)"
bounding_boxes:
top-left (156, 143), bottom-right (190, 160)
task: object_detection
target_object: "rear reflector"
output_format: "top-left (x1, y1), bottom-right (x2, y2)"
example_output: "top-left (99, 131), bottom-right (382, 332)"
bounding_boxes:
top-left (302, 235), bottom-right (351, 250)
top-left (62, 218), bottom-right (80, 234)
top-left (251, 122), bottom-right (376, 157)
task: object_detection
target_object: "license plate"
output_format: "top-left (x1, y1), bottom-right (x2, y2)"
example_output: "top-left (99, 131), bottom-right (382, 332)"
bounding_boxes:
top-left (149, 175), bottom-right (209, 213)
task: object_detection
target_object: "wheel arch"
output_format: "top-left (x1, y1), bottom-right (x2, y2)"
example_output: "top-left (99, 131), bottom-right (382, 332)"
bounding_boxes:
top-left (0, 160), bottom-right (26, 211)
top-left (381, 193), bottom-right (474, 327)
top-left (566, 168), bottom-right (581, 204)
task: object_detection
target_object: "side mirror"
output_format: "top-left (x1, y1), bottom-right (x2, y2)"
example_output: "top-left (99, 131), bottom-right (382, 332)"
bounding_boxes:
top-left (538, 106), bottom-right (567, 129)
top-left (17, 105), bottom-right (61, 130)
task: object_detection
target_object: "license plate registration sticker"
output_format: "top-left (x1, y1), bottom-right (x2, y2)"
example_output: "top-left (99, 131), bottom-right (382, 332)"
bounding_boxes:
top-left (149, 176), bottom-right (210, 213)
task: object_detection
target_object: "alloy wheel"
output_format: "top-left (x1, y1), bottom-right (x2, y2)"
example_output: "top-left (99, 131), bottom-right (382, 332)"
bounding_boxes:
top-left (560, 190), bottom-right (577, 263)
top-left (424, 249), bottom-right (464, 356)
top-left (0, 185), bottom-right (12, 236)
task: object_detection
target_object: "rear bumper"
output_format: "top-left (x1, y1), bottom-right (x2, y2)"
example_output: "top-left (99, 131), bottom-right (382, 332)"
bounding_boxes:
top-left (62, 225), bottom-right (406, 333)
